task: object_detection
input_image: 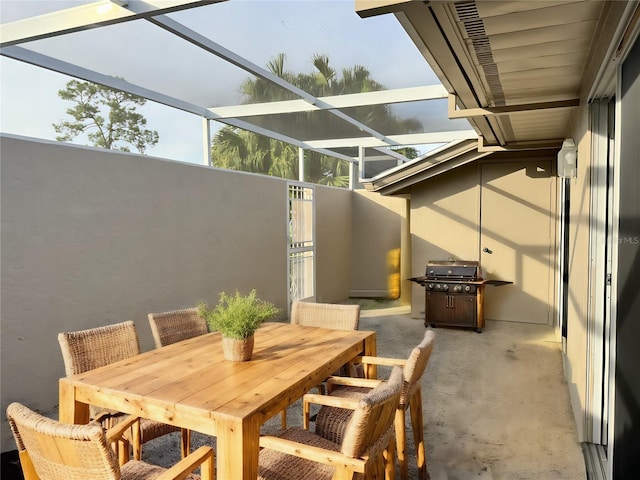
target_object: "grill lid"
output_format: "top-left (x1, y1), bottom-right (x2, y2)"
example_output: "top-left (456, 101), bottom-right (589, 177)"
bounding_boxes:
top-left (426, 260), bottom-right (480, 280)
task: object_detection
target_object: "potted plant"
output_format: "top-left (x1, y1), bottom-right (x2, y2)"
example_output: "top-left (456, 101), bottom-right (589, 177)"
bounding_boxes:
top-left (198, 289), bottom-right (281, 361)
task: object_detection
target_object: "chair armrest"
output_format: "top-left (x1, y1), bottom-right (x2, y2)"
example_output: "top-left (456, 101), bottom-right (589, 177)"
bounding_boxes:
top-left (358, 355), bottom-right (406, 368)
top-left (155, 446), bottom-right (215, 480)
top-left (105, 415), bottom-right (138, 444)
top-left (105, 415), bottom-right (138, 466)
top-left (303, 393), bottom-right (360, 410)
top-left (259, 435), bottom-right (365, 473)
top-left (326, 377), bottom-right (383, 392)
top-left (302, 393), bottom-right (360, 429)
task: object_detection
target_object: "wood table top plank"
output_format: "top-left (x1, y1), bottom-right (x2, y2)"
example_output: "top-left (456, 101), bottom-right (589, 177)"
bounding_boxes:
top-left (172, 325), bottom-right (369, 414)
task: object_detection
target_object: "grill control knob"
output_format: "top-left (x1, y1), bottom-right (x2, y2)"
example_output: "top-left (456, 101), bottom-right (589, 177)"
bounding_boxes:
top-left (427, 283), bottom-right (434, 290)
top-left (435, 284), bottom-right (441, 290)
top-left (464, 285), bottom-right (472, 293)
top-left (442, 284), bottom-right (449, 291)
top-left (453, 284), bottom-right (462, 292)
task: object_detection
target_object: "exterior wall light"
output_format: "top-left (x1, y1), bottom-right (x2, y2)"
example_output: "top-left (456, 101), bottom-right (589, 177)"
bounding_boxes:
top-left (557, 138), bottom-right (578, 178)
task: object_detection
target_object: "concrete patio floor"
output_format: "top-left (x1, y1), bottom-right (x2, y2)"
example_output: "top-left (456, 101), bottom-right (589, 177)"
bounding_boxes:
top-left (142, 307), bottom-right (586, 479)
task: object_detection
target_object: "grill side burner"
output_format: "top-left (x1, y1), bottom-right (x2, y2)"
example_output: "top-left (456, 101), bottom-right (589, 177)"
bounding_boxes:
top-left (411, 260), bottom-right (506, 333)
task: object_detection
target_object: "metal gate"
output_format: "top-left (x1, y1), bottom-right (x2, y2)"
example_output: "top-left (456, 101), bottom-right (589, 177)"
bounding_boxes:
top-left (288, 183), bottom-right (315, 308)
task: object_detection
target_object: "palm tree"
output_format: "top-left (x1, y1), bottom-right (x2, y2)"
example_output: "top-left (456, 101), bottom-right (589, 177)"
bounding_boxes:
top-left (211, 54), bottom-right (422, 185)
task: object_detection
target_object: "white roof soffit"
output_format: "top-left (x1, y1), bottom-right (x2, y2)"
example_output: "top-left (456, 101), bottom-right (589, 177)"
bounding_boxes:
top-left (365, 138), bottom-right (490, 195)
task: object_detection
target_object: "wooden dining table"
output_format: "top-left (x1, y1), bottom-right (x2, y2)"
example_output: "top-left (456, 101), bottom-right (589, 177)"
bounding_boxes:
top-left (59, 322), bottom-right (377, 480)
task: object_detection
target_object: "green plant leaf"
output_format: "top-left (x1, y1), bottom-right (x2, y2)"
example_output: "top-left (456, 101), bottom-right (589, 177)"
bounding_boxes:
top-left (198, 290), bottom-right (281, 340)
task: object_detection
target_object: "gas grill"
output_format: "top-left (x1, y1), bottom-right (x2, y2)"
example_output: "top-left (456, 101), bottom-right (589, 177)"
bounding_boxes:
top-left (411, 260), bottom-right (511, 332)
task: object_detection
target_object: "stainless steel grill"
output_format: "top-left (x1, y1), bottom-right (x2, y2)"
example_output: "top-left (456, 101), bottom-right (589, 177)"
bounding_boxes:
top-left (411, 260), bottom-right (510, 333)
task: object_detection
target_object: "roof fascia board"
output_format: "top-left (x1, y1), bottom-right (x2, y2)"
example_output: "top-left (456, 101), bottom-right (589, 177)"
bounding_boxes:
top-left (355, 0), bottom-right (413, 18)
top-left (448, 94), bottom-right (580, 119)
top-left (304, 130), bottom-right (478, 149)
top-left (369, 143), bottom-right (492, 195)
top-left (478, 136), bottom-right (564, 152)
top-left (0, 0), bottom-right (223, 47)
top-left (209, 85), bottom-right (448, 119)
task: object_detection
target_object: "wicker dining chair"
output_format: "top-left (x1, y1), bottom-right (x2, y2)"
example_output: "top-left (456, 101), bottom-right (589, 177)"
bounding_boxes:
top-left (6, 402), bottom-right (214, 480)
top-left (290, 300), bottom-right (361, 331)
top-left (281, 300), bottom-right (361, 428)
top-left (148, 307), bottom-right (209, 350)
top-left (258, 366), bottom-right (404, 480)
top-left (58, 320), bottom-right (188, 461)
top-left (315, 330), bottom-right (436, 480)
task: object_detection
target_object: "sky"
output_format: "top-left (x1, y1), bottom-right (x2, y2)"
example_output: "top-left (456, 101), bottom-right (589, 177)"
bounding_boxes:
top-left (0, 1), bottom-right (462, 165)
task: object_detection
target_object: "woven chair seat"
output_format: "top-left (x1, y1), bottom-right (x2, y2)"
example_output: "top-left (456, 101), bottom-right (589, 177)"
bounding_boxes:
top-left (135, 418), bottom-right (180, 444)
top-left (121, 460), bottom-right (200, 480)
top-left (258, 428), bottom-right (340, 480)
top-left (93, 411), bottom-right (180, 444)
top-left (314, 386), bottom-right (370, 445)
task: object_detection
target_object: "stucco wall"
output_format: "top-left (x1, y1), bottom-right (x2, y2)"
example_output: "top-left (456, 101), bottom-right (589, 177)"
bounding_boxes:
top-left (315, 185), bottom-right (353, 303)
top-left (409, 163), bottom-right (481, 317)
top-left (0, 135), bottom-right (353, 450)
top-left (350, 190), bottom-right (406, 299)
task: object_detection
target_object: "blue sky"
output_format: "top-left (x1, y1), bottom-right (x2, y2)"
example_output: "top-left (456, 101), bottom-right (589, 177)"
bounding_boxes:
top-left (1, 1), bottom-right (451, 164)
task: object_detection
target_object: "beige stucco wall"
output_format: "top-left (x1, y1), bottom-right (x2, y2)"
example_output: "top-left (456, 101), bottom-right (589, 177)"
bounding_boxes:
top-left (315, 186), bottom-right (353, 303)
top-left (407, 158), bottom-right (559, 323)
top-left (0, 135), bottom-right (354, 450)
top-left (350, 190), bottom-right (406, 299)
top-left (409, 163), bottom-right (481, 317)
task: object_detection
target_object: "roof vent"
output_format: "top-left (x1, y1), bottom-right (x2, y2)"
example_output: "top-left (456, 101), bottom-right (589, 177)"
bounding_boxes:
top-left (454, 1), bottom-right (505, 107)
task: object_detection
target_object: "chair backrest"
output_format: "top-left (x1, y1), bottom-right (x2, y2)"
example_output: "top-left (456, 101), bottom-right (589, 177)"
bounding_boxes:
top-left (401, 329), bottom-right (436, 404)
top-left (290, 301), bottom-right (360, 330)
top-left (58, 320), bottom-right (140, 376)
top-left (148, 307), bottom-right (208, 348)
top-left (340, 366), bottom-right (403, 458)
top-left (7, 402), bottom-right (121, 480)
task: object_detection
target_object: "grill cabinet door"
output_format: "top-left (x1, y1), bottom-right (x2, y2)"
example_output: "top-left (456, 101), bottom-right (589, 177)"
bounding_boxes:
top-left (426, 292), bottom-right (449, 324)
top-left (450, 295), bottom-right (477, 327)
top-left (426, 292), bottom-right (477, 328)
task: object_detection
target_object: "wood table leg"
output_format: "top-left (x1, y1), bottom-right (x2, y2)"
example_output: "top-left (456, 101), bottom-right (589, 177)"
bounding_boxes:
top-left (363, 332), bottom-right (377, 379)
top-left (217, 415), bottom-right (261, 480)
top-left (58, 378), bottom-right (89, 424)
